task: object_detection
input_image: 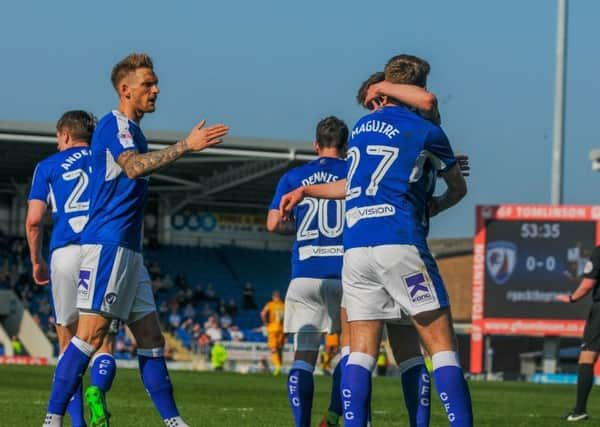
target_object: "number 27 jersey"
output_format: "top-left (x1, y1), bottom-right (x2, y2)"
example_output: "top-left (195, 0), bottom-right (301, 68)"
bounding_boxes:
top-left (344, 106), bottom-right (457, 250)
top-left (269, 157), bottom-right (346, 279)
top-left (28, 147), bottom-right (93, 252)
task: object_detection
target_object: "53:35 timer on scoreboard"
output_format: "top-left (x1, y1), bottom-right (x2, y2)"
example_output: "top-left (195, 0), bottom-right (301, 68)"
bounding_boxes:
top-left (470, 204), bottom-right (600, 373)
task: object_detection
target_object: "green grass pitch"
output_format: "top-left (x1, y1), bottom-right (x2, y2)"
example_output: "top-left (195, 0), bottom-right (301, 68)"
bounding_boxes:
top-left (1, 365), bottom-right (597, 426)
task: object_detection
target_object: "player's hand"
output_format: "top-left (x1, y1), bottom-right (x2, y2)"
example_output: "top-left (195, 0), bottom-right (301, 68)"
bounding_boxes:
top-left (184, 120), bottom-right (229, 152)
top-left (279, 187), bottom-right (305, 220)
top-left (364, 81), bottom-right (387, 108)
top-left (32, 260), bottom-right (49, 285)
top-left (456, 154), bottom-right (470, 177)
top-left (555, 294), bottom-right (571, 303)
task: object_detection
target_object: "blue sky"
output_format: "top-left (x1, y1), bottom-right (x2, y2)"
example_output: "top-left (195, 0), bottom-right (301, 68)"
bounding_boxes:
top-left (1, 0), bottom-right (599, 238)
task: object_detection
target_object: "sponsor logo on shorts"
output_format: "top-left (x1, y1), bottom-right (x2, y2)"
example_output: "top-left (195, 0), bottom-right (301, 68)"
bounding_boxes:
top-left (403, 272), bottom-right (434, 306)
top-left (105, 292), bottom-right (117, 305)
top-left (298, 245), bottom-right (344, 261)
top-left (78, 269), bottom-right (92, 299)
top-left (345, 203), bottom-right (395, 228)
top-left (485, 241), bottom-right (517, 285)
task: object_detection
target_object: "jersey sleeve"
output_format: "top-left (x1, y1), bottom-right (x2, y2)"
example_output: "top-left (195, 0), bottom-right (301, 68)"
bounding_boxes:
top-left (102, 115), bottom-right (139, 161)
top-left (268, 173), bottom-right (292, 210)
top-left (424, 125), bottom-right (457, 172)
top-left (27, 164), bottom-right (49, 203)
top-left (583, 246), bottom-right (600, 280)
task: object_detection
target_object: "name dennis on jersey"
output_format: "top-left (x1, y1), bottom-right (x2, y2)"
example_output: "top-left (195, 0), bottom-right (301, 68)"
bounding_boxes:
top-left (301, 171), bottom-right (339, 186)
top-left (61, 149), bottom-right (91, 171)
top-left (351, 120), bottom-right (400, 140)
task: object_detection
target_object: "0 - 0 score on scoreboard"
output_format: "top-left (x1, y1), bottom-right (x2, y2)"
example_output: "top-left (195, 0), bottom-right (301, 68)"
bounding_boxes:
top-left (470, 205), bottom-right (600, 374)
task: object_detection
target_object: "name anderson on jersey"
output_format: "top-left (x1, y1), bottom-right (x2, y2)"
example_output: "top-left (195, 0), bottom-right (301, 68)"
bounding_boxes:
top-left (351, 120), bottom-right (400, 140)
top-left (60, 148), bottom-right (91, 171)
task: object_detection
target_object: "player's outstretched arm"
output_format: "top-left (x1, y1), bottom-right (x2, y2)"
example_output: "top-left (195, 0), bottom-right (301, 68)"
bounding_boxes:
top-left (279, 180), bottom-right (347, 218)
top-left (118, 120), bottom-right (229, 179)
top-left (428, 164), bottom-right (467, 217)
top-left (25, 200), bottom-right (49, 285)
top-left (556, 278), bottom-right (596, 303)
top-left (266, 209), bottom-right (296, 235)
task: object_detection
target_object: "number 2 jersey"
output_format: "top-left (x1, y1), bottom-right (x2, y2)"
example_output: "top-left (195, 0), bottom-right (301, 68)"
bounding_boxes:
top-left (81, 110), bottom-right (149, 252)
top-left (344, 105), bottom-right (457, 250)
top-left (28, 146), bottom-right (93, 252)
top-left (269, 157), bottom-right (347, 279)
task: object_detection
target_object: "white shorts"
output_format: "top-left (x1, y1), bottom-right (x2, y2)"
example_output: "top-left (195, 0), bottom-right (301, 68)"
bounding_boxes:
top-left (284, 277), bottom-right (342, 334)
top-left (342, 245), bottom-right (449, 322)
top-left (77, 244), bottom-right (155, 324)
top-left (49, 245), bottom-right (82, 326)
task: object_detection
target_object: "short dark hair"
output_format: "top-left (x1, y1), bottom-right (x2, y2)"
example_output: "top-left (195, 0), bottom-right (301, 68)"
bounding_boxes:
top-left (111, 53), bottom-right (154, 92)
top-left (56, 110), bottom-right (96, 142)
top-left (384, 54), bottom-right (430, 87)
top-left (316, 116), bottom-right (348, 151)
top-left (356, 71), bottom-right (385, 106)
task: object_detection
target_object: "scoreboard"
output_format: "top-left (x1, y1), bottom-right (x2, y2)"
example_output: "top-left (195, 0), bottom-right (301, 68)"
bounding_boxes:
top-left (470, 204), bottom-right (600, 373)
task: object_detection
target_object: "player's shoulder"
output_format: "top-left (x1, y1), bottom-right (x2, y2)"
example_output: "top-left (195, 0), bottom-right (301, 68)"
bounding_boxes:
top-left (96, 110), bottom-right (139, 135)
top-left (34, 148), bottom-right (83, 174)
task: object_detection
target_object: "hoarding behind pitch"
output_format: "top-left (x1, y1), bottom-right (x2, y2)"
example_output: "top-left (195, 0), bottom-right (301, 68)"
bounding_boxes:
top-left (470, 205), bottom-right (600, 373)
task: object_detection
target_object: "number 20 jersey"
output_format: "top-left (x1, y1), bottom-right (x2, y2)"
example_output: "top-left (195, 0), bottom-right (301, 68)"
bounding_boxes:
top-left (28, 147), bottom-right (93, 252)
top-left (344, 105), bottom-right (457, 250)
top-left (269, 157), bottom-right (347, 279)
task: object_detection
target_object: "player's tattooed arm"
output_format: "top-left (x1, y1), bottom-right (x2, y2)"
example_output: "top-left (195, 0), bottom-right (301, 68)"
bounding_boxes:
top-left (118, 140), bottom-right (189, 179)
top-left (266, 209), bottom-right (296, 235)
top-left (428, 164), bottom-right (467, 217)
top-left (118, 120), bottom-right (229, 179)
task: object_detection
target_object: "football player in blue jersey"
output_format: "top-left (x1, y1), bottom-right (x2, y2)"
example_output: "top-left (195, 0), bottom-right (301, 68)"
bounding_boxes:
top-left (42, 53), bottom-right (229, 427)
top-left (26, 111), bottom-right (118, 427)
top-left (280, 54), bottom-right (473, 427)
top-left (267, 116), bottom-right (349, 427)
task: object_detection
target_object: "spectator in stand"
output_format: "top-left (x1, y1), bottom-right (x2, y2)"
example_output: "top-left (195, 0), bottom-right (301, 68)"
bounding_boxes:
top-left (168, 307), bottom-right (182, 331)
top-left (225, 298), bottom-right (238, 317)
top-left (183, 303), bottom-right (196, 321)
top-left (201, 303), bottom-right (214, 318)
top-left (229, 326), bottom-right (245, 342)
top-left (198, 332), bottom-right (211, 358)
top-left (192, 282), bottom-right (205, 303)
top-left (190, 323), bottom-right (202, 353)
top-left (243, 282), bottom-right (257, 310)
top-left (162, 273), bottom-right (174, 290)
top-left (204, 315), bottom-right (223, 342)
top-left (220, 313), bottom-right (232, 329)
top-left (205, 283), bottom-right (218, 301)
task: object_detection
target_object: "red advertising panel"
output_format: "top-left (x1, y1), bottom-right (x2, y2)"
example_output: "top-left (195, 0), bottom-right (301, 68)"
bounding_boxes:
top-left (470, 205), bottom-right (600, 373)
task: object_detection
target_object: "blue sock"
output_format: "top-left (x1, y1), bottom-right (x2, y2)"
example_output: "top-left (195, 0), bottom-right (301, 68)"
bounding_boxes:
top-left (48, 337), bottom-right (94, 415)
top-left (328, 355), bottom-right (345, 416)
top-left (287, 360), bottom-right (314, 427)
top-left (432, 351), bottom-right (473, 427)
top-left (400, 358), bottom-right (431, 427)
top-left (138, 348), bottom-right (179, 420)
top-left (66, 382), bottom-right (85, 427)
top-left (341, 353), bottom-right (375, 427)
top-left (91, 352), bottom-right (116, 393)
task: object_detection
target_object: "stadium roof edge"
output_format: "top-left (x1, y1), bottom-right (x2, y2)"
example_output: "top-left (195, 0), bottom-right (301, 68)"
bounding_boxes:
top-left (0, 120), bottom-right (315, 155)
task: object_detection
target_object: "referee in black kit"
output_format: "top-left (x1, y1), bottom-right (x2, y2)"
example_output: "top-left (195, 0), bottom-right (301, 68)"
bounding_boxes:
top-left (556, 246), bottom-right (600, 422)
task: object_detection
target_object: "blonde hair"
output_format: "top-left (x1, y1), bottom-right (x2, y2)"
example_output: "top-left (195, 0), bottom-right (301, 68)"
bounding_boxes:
top-left (110, 53), bottom-right (154, 92)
